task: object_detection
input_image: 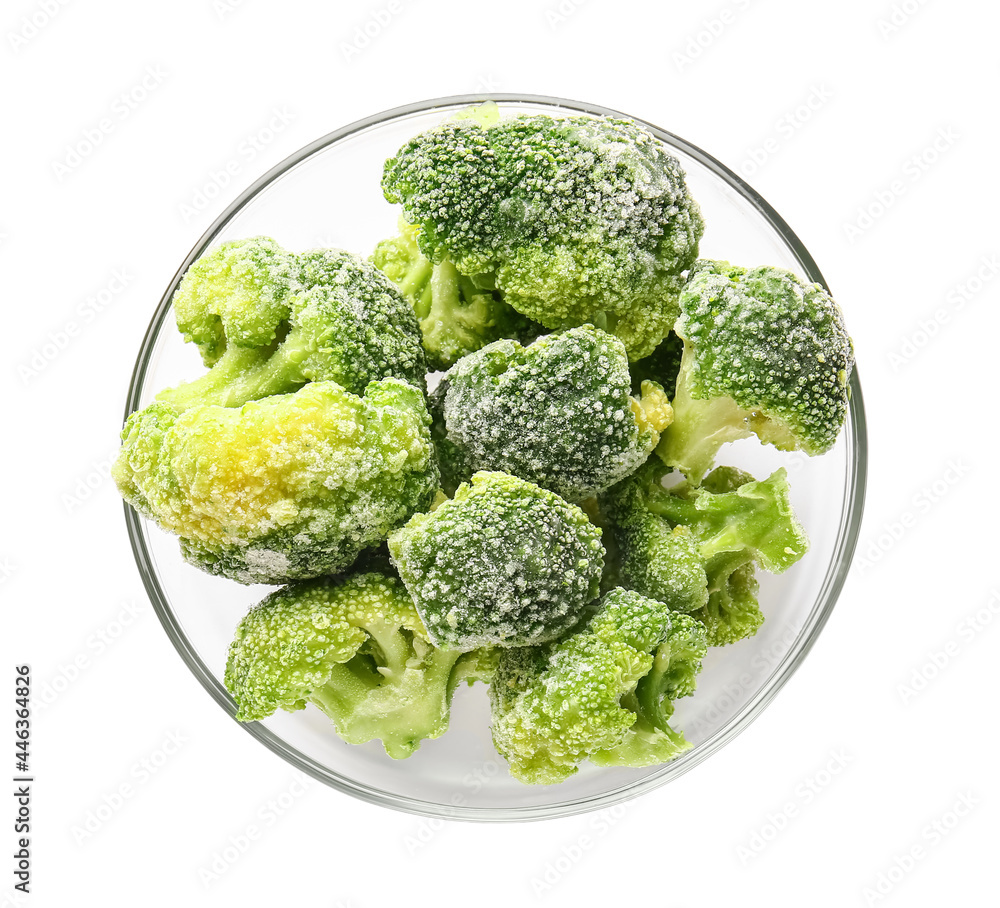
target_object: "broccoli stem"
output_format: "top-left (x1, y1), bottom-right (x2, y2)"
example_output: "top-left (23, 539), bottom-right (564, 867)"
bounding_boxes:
top-left (155, 329), bottom-right (320, 412)
top-left (308, 659), bottom-right (383, 719)
top-left (309, 642), bottom-right (467, 759)
top-left (656, 387), bottom-right (752, 483)
top-left (363, 621), bottom-right (418, 681)
top-left (399, 256), bottom-right (434, 314)
top-left (156, 345), bottom-right (271, 411)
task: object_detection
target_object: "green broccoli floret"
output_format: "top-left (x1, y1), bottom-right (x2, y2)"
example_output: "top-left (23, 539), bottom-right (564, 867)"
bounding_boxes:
top-left (387, 471), bottom-right (604, 650)
top-left (113, 379), bottom-right (438, 584)
top-left (382, 113), bottom-right (704, 359)
top-left (657, 260), bottom-right (855, 482)
top-left (160, 239), bottom-right (426, 411)
top-left (600, 480), bottom-right (709, 615)
top-left (373, 221), bottom-right (538, 371)
top-left (605, 460), bottom-right (809, 645)
top-left (172, 236), bottom-right (297, 365)
top-left (435, 326), bottom-right (673, 502)
top-left (490, 588), bottom-right (706, 784)
top-left (224, 567), bottom-right (495, 758)
top-left (592, 606), bottom-right (707, 768)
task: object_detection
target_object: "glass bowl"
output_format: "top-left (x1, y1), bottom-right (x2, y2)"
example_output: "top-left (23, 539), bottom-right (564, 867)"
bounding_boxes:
top-left (122, 94), bottom-right (867, 821)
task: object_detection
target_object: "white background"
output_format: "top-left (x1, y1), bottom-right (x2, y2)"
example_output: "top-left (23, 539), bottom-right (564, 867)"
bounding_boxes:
top-left (4, 0), bottom-right (998, 905)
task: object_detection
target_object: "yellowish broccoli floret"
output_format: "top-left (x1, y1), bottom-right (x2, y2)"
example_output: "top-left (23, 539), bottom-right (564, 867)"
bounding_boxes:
top-left (113, 379), bottom-right (438, 584)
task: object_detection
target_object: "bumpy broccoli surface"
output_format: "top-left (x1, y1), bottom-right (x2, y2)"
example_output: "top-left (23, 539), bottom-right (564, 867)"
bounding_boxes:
top-left (373, 221), bottom-right (538, 371)
top-left (382, 113), bottom-right (704, 359)
top-left (490, 588), bottom-right (706, 784)
top-left (658, 260), bottom-right (855, 481)
top-left (387, 471), bottom-right (604, 650)
top-left (427, 377), bottom-right (476, 497)
top-left (436, 326), bottom-right (673, 502)
top-left (224, 567), bottom-right (494, 758)
top-left (605, 460), bottom-right (809, 645)
top-left (161, 239), bottom-right (426, 411)
top-left (113, 379), bottom-right (438, 584)
top-left (601, 480), bottom-right (709, 614)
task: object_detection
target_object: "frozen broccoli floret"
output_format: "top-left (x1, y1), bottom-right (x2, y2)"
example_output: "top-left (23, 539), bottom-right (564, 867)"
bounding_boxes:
top-left (224, 567), bottom-right (495, 758)
top-left (658, 260), bottom-right (855, 481)
top-left (373, 221), bottom-right (538, 370)
top-left (172, 236), bottom-right (297, 365)
top-left (113, 379), bottom-right (438, 584)
top-left (606, 460), bottom-right (809, 645)
top-left (592, 605), bottom-right (707, 768)
top-left (436, 326), bottom-right (673, 502)
top-left (600, 479), bottom-right (708, 615)
top-left (490, 588), bottom-right (706, 784)
top-left (160, 239), bottom-right (426, 410)
top-left (382, 113), bottom-right (704, 359)
top-left (387, 471), bottom-right (604, 650)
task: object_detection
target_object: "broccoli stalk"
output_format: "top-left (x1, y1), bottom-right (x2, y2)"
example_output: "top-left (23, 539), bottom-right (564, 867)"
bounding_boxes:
top-left (306, 630), bottom-right (466, 760)
top-left (657, 260), bottom-right (854, 482)
top-left (225, 569), bottom-right (495, 759)
top-left (635, 462), bottom-right (809, 576)
top-left (373, 221), bottom-right (536, 371)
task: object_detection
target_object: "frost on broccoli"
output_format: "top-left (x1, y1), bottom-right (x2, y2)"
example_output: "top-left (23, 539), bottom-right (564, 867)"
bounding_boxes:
top-left (658, 260), bottom-right (855, 482)
top-left (373, 221), bottom-right (538, 371)
top-left (600, 480), bottom-right (708, 615)
top-left (113, 379), bottom-right (438, 584)
top-left (436, 326), bottom-right (673, 502)
top-left (382, 114), bottom-right (704, 359)
top-left (224, 567), bottom-right (495, 758)
top-left (387, 471), bottom-right (604, 650)
top-left (603, 460), bottom-right (809, 645)
top-left (490, 588), bottom-right (706, 784)
top-left (427, 377), bottom-right (477, 497)
top-left (161, 239), bottom-right (426, 411)
top-left (172, 236), bottom-right (297, 366)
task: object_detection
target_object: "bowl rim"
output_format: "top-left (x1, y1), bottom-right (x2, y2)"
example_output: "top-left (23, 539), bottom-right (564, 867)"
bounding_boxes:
top-left (122, 92), bottom-right (868, 822)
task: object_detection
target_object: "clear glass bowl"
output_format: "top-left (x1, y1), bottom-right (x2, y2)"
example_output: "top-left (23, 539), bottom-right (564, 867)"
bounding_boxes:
top-left (123, 94), bottom-right (867, 821)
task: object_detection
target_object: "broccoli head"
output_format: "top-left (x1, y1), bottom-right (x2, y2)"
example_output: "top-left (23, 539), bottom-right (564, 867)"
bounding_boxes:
top-left (382, 113), bottom-right (704, 359)
top-left (373, 221), bottom-right (538, 371)
top-left (605, 460), bottom-right (809, 645)
top-left (600, 479), bottom-right (709, 615)
top-left (490, 588), bottom-right (707, 784)
top-left (224, 567), bottom-right (494, 758)
top-left (658, 260), bottom-right (855, 481)
top-left (172, 236), bottom-right (297, 365)
top-left (160, 239), bottom-right (426, 411)
top-left (113, 379), bottom-right (438, 584)
top-left (387, 471), bottom-right (604, 650)
top-left (436, 325), bottom-right (673, 502)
